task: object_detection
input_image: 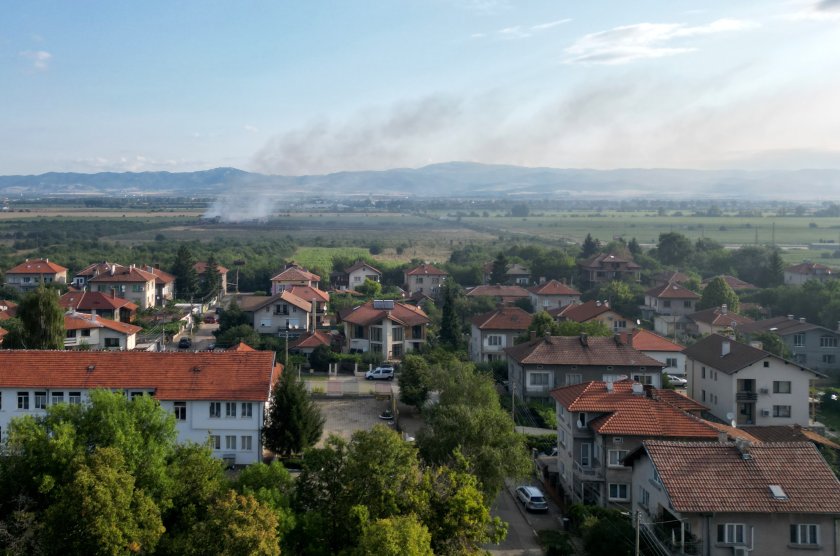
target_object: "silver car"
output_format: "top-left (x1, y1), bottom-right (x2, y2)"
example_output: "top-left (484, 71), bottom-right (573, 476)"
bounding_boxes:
top-left (516, 485), bottom-right (549, 512)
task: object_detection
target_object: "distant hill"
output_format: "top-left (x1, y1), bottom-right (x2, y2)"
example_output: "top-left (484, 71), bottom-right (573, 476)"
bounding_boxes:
top-left (3, 162), bottom-right (840, 200)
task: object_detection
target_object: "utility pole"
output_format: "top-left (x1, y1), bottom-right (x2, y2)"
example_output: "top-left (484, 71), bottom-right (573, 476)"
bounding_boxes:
top-left (635, 511), bottom-right (641, 556)
top-left (511, 382), bottom-right (516, 427)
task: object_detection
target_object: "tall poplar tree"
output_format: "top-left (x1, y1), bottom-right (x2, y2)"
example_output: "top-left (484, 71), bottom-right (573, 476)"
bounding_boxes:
top-left (438, 282), bottom-right (462, 350)
top-left (18, 284), bottom-right (64, 349)
top-left (172, 245), bottom-right (199, 300)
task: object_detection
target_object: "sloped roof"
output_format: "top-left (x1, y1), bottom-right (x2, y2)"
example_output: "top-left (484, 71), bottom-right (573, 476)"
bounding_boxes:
top-left (75, 261), bottom-right (119, 278)
top-left (469, 306), bottom-right (533, 331)
top-left (0, 351), bottom-right (279, 401)
top-left (338, 300), bottom-right (430, 327)
top-left (785, 262), bottom-right (833, 275)
top-left (405, 263), bottom-right (448, 276)
top-left (139, 266), bottom-right (175, 285)
top-left (557, 300), bottom-right (620, 322)
top-left (246, 290), bottom-right (312, 313)
top-left (271, 265), bottom-right (320, 282)
top-left (227, 342), bottom-right (256, 352)
top-left (738, 315), bottom-right (828, 337)
top-left (682, 333), bottom-right (823, 377)
top-left (64, 312), bottom-right (142, 335)
top-left (505, 336), bottom-right (664, 367)
top-left (630, 329), bottom-right (683, 352)
top-left (505, 263), bottom-right (530, 276)
top-left (637, 440), bottom-right (840, 514)
top-left (702, 420), bottom-right (762, 443)
top-left (701, 274), bottom-right (757, 291)
top-left (580, 253), bottom-right (641, 270)
top-left (193, 261), bottom-right (230, 274)
top-left (6, 258), bottom-right (68, 274)
top-left (742, 425), bottom-right (840, 450)
top-left (687, 307), bottom-right (753, 328)
top-left (466, 285), bottom-right (530, 299)
top-left (286, 285), bottom-right (330, 303)
top-left (653, 271), bottom-right (691, 284)
top-left (89, 266), bottom-right (157, 284)
top-left (345, 261), bottom-right (381, 274)
top-left (289, 330), bottom-right (332, 349)
top-left (528, 280), bottom-right (581, 296)
top-left (60, 291), bottom-right (138, 312)
top-left (645, 282), bottom-right (700, 300)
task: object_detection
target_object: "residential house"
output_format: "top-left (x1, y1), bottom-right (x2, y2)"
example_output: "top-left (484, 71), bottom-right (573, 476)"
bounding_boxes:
top-left (404, 263), bottom-right (448, 296)
top-left (554, 300), bottom-right (631, 333)
top-left (88, 264), bottom-right (157, 310)
top-left (238, 291), bottom-right (312, 337)
top-left (651, 270), bottom-right (691, 289)
top-left (528, 280), bottom-right (581, 311)
top-left (738, 315), bottom-right (840, 381)
top-left (284, 285), bottom-right (329, 328)
top-left (550, 381), bottom-right (716, 508)
top-left (504, 334), bottom-right (664, 403)
top-left (683, 334), bottom-right (824, 426)
top-left (0, 300), bottom-right (17, 320)
top-left (72, 261), bottom-right (118, 289)
top-left (701, 274), bottom-right (757, 293)
top-left (785, 262), bottom-right (835, 286)
top-left (4, 259), bottom-right (67, 293)
top-left (626, 440), bottom-right (840, 556)
top-left (0, 350), bottom-right (279, 465)
top-left (629, 329), bottom-right (686, 377)
top-left (60, 290), bottom-right (138, 323)
top-left (194, 261), bottom-right (229, 297)
top-left (685, 305), bottom-right (753, 336)
top-left (141, 265), bottom-right (176, 304)
top-left (739, 424), bottom-right (840, 452)
top-left (469, 306), bottom-right (533, 363)
top-left (270, 264), bottom-right (320, 293)
top-left (505, 263), bottom-right (531, 285)
top-left (579, 253), bottom-right (641, 287)
top-left (643, 282), bottom-right (700, 337)
top-left (465, 284), bottom-right (530, 305)
top-left (64, 312), bottom-right (142, 350)
top-left (289, 330), bottom-right (334, 356)
top-left (337, 299), bottom-right (430, 359)
top-left (331, 261), bottom-right (382, 291)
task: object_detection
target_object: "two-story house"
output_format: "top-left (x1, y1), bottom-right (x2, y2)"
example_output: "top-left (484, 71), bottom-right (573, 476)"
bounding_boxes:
top-left (330, 261), bottom-right (382, 291)
top-left (628, 329), bottom-right (686, 377)
top-left (465, 284), bottom-right (530, 305)
top-left (88, 264), bottom-right (157, 310)
top-left (738, 315), bottom-right (840, 381)
top-left (528, 280), bottom-right (581, 312)
top-left (685, 305), bottom-right (753, 336)
top-left (504, 334), bottom-right (664, 403)
top-left (626, 440), bottom-right (840, 556)
top-left (72, 261), bottom-right (117, 289)
top-left (683, 334), bottom-right (824, 426)
top-left (60, 290), bottom-right (138, 323)
top-left (579, 253), bottom-right (641, 288)
top-left (283, 285), bottom-right (329, 328)
top-left (550, 381), bottom-right (717, 507)
top-left (505, 263), bottom-right (531, 286)
top-left (193, 261), bottom-right (229, 297)
top-left (404, 263), bottom-right (448, 296)
top-left (270, 264), bottom-right (320, 293)
top-left (337, 299), bottom-right (430, 359)
top-left (554, 300), bottom-right (631, 333)
top-left (141, 265), bottom-right (176, 304)
top-left (643, 282), bottom-right (700, 337)
top-left (469, 306), bottom-right (533, 363)
top-left (64, 311), bottom-right (142, 350)
top-left (785, 262), bottom-right (835, 286)
top-left (0, 350), bottom-right (279, 465)
top-left (4, 258), bottom-right (67, 293)
top-left (239, 291), bottom-right (312, 337)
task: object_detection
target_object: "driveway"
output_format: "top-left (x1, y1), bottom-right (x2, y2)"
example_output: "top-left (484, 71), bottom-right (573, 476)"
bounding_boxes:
top-left (486, 479), bottom-right (566, 555)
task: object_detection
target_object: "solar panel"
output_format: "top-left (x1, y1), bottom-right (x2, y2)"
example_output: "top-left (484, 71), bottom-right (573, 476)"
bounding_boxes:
top-left (373, 300), bottom-right (395, 310)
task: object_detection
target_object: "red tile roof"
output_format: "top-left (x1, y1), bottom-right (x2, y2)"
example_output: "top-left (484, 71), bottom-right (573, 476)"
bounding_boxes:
top-left (271, 265), bottom-right (320, 283)
top-left (194, 261), bottom-right (230, 274)
top-left (687, 307), bottom-right (753, 328)
top-left (75, 261), bottom-right (119, 278)
top-left (469, 306), bottom-right (533, 331)
top-left (227, 342), bottom-right (256, 352)
top-left (785, 262), bottom-right (833, 275)
top-left (286, 285), bottom-right (330, 303)
top-left (645, 282), bottom-right (700, 300)
top-left (556, 300), bottom-right (620, 322)
top-left (142, 266), bottom-right (176, 285)
top-left (639, 440), bottom-right (840, 513)
top-left (60, 291), bottom-right (138, 312)
top-left (630, 329), bottom-right (683, 352)
top-left (248, 290), bottom-right (312, 313)
top-left (505, 336), bottom-right (664, 367)
top-left (6, 258), bottom-right (67, 274)
top-left (290, 330), bottom-right (332, 349)
top-left (742, 425), bottom-right (840, 450)
top-left (0, 351), bottom-right (279, 401)
top-left (64, 312), bottom-right (142, 335)
top-left (405, 263), bottom-right (448, 276)
top-left (466, 285), bottom-right (530, 299)
top-left (88, 266), bottom-right (156, 284)
top-left (528, 280), bottom-right (580, 296)
top-left (339, 300), bottom-right (430, 327)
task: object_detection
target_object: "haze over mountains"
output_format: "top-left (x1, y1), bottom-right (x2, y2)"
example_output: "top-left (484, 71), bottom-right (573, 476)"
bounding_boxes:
top-left (2, 163), bottom-right (840, 201)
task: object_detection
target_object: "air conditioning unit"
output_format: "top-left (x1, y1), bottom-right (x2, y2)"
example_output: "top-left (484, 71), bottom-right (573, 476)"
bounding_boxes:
top-left (732, 547), bottom-right (748, 556)
top-left (759, 388), bottom-right (769, 394)
top-left (760, 409), bottom-right (770, 417)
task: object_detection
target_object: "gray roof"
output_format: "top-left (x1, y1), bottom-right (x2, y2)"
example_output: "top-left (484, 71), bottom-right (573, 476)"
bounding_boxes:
top-left (738, 315), bottom-right (834, 337)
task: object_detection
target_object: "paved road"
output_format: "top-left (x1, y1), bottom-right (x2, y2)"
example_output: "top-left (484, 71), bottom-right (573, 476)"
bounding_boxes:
top-left (487, 479), bottom-right (565, 555)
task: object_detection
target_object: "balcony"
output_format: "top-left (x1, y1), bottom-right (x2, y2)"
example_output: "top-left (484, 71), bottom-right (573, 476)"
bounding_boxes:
top-left (573, 459), bottom-right (602, 478)
top-left (736, 392), bottom-right (757, 401)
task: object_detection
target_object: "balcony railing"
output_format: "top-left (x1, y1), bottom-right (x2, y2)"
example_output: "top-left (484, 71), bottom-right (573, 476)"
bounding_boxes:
top-left (736, 392), bottom-right (758, 401)
top-left (573, 460), bottom-right (602, 477)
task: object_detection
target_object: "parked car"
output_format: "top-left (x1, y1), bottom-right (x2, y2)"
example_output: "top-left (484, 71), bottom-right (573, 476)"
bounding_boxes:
top-left (178, 337), bottom-right (192, 349)
top-left (365, 366), bottom-right (395, 380)
top-left (203, 314), bottom-right (217, 324)
top-left (515, 486), bottom-right (549, 512)
top-left (667, 374), bottom-right (688, 386)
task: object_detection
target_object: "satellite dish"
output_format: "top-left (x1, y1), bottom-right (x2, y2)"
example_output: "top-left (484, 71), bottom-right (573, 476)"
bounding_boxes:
top-left (726, 412), bottom-right (734, 421)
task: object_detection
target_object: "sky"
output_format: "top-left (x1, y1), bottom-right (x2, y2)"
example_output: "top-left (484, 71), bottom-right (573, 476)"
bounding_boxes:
top-left (1, 0), bottom-right (839, 176)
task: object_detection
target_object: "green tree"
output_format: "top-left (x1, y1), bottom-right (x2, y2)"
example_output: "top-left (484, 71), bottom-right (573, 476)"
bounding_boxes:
top-left (749, 331), bottom-right (791, 358)
top-left (698, 276), bottom-right (740, 312)
top-left (308, 344), bottom-right (332, 372)
top-left (217, 299), bottom-right (250, 333)
top-left (263, 371), bottom-right (325, 457)
top-left (232, 461), bottom-right (296, 541)
top-left (172, 244), bottom-right (199, 299)
top-left (768, 248), bottom-right (785, 287)
top-left (655, 232), bottom-right (693, 266)
top-left (398, 354), bottom-right (432, 411)
top-left (355, 515), bottom-right (434, 556)
top-left (17, 284), bottom-right (64, 350)
top-left (201, 254), bottom-right (222, 299)
top-left (489, 253), bottom-right (507, 284)
top-left (214, 324), bottom-right (261, 349)
top-left (356, 278), bottom-right (382, 297)
top-left (438, 283), bottom-right (463, 350)
top-left (580, 233), bottom-right (599, 259)
top-left (627, 237), bottom-right (641, 256)
top-left (0, 317), bottom-right (26, 349)
top-left (185, 491), bottom-right (281, 556)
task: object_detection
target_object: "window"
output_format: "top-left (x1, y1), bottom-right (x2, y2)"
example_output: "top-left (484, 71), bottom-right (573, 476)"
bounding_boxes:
top-left (210, 435), bottom-right (221, 450)
top-left (529, 373), bottom-right (549, 387)
top-left (566, 373), bottom-right (583, 386)
top-left (794, 353), bottom-right (807, 363)
top-left (820, 335), bottom-right (837, 348)
top-left (52, 391), bottom-right (64, 405)
top-left (557, 405), bottom-right (565, 419)
top-left (701, 367), bottom-right (706, 379)
top-left (104, 337), bottom-right (120, 348)
top-left (34, 391), bottom-right (47, 410)
top-left (639, 486), bottom-right (650, 508)
top-left (132, 284), bottom-right (143, 292)
top-left (354, 325), bottom-right (364, 339)
top-left (683, 300), bottom-right (692, 308)
top-left (66, 330), bottom-right (77, 338)
top-left (225, 435), bottom-right (237, 450)
top-left (773, 405), bottom-right (792, 418)
top-left (613, 320), bottom-right (626, 331)
top-left (717, 523), bottom-right (746, 545)
top-left (173, 401), bottom-right (186, 421)
top-left (773, 381), bottom-right (791, 394)
top-left (663, 300), bottom-right (671, 308)
top-left (763, 361), bottom-right (770, 367)
top-left (633, 374), bottom-right (653, 385)
top-left (559, 428), bottom-right (566, 447)
top-left (608, 483), bottom-right (629, 501)
top-left (652, 467), bottom-right (662, 485)
top-left (577, 413), bottom-right (587, 429)
top-left (17, 391), bottom-right (29, 410)
top-left (416, 277), bottom-right (424, 284)
top-left (241, 435), bottom-right (253, 451)
top-left (81, 329), bottom-right (90, 337)
top-left (608, 450), bottom-right (628, 467)
top-left (790, 524), bottom-right (819, 546)
top-left (580, 443), bottom-right (592, 467)
top-left (241, 402), bottom-right (253, 418)
top-left (225, 402), bottom-right (237, 418)
top-left (665, 357), bottom-right (678, 368)
top-left (210, 402), bottom-right (221, 418)
top-left (487, 335), bottom-right (502, 346)
top-left (702, 389), bottom-right (706, 402)
top-left (793, 334), bottom-right (805, 347)
top-left (370, 327), bottom-right (383, 342)
top-left (823, 354), bottom-right (835, 364)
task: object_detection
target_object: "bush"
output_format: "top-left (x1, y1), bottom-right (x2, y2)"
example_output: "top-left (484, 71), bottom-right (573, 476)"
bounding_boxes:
top-left (537, 530), bottom-right (574, 556)
top-left (523, 433), bottom-right (556, 454)
top-left (528, 402), bottom-right (557, 429)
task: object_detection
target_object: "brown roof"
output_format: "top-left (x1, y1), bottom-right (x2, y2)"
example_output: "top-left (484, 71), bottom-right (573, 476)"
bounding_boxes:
top-left (528, 280), bottom-right (581, 296)
top-left (505, 263), bottom-right (530, 276)
top-left (286, 285), bottom-right (330, 303)
top-left (505, 335), bottom-right (664, 367)
top-left (557, 300), bottom-right (620, 322)
top-left (653, 271), bottom-right (691, 284)
top-left (644, 282), bottom-right (700, 300)
top-left (64, 312), bottom-right (142, 335)
top-left (738, 315), bottom-right (827, 336)
top-left (701, 274), bottom-right (757, 291)
top-left (88, 266), bottom-right (156, 284)
top-left (550, 381), bottom-right (717, 438)
top-left (345, 261), bottom-right (381, 274)
top-left (247, 291), bottom-right (312, 313)
top-left (60, 291), bottom-right (138, 312)
top-left (290, 330), bottom-right (332, 349)
top-left (785, 262), bottom-right (833, 275)
top-left (469, 306), bottom-right (533, 331)
top-left (193, 261), bottom-right (229, 275)
top-left (339, 300), bottom-right (430, 327)
top-left (702, 420), bottom-right (762, 443)
top-left (742, 425), bottom-right (840, 450)
top-left (405, 263), bottom-right (448, 276)
top-left (580, 252), bottom-right (641, 270)
top-left (637, 440), bottom-right (840, 514)
top-left (227, 342), bottom-right (256, 352)
top-left (654, 388), bottom-right (708, 412)
top-left (682, 334), bottom-right (823, 377)
top-left (75, 261), bottom-right (119, 278)
top-left (0, 350), bottom-right (279, 401)
top-left (630, 329), bottom-right (683, 352)
top-left (687, 306), bottom-right (753, 328)
top-left (6, 258), bottom-right (67, 274)
top-left (142, 266), bottom-right (176, 285)
top-left (466, 284), bottom-right (530, 300)
top-left (271, 265), bottom-right (320, 282)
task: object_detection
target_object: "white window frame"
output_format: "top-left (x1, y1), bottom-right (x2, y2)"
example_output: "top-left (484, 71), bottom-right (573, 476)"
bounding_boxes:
top-left (608, 483), bottom-right (629, 501)
top-left (210, 434), bottom-right (221, 450)
top-left (773, 381), bottom-right (791, 394)
top-left (209, 402), bottom-right (221, 418)
top-left (173, 401), bottom-right (187, 421)
top-left (717, 523), bottom-right (746, 545)
top-left (241, 402), bottom-right (253, 418)
top-left (241, 435), bottom-right (253, 451)
top-left (790, 524), bottom-right (819, 546)
top-left (225, 435), bottom-right (237, 450)
top-left (608, 449), bottom-right (629, 467)
top-left (225, 402), bottom-right (237, 418)
top-left (529, 372), bottom-right (550, 387)
top-left (580, 442), bottom-right (592, 467)
top-left (487, 335), bottom-right (503, 346)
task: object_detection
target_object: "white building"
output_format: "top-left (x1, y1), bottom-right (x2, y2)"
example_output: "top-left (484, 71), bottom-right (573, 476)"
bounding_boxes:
top-left (468, 306), bottom-right (532, 363)
top-left (64, 311), bottom-right (142, 350)
top-left (0, 351), bottom-right (279, 466)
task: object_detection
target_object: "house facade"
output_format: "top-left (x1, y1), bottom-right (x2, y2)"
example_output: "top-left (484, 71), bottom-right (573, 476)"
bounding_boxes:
top-left (0, 350), bottom-right (280, 465)
top-left (468, 306), bottom-right (532, 363)
top-left (784, 262), bottom-right (834, 286)
top-left (683, 334), bottom-right (824, 426)
top-left (4, 259), bottom-right (67, 293)
top-left (337, 299), bottom-right (429, 359)
top-left (332, 261), bottom-right (382, 291)
top-left (64, 312), bottom-right (142, 350)
top-left (555, 300), bottom-right (631, 333)
top-left (626, 440), bottom-right (840, 556)
top-left (629, 329), bottom-right (686, 377)
top-left (404, 263), bottom-right (448, 296)
top-left (643, 282), bottom-right (700, 318)
top-left (528, 280), bottom-right (581, 311)
top-left (239, 291), bottom-right (312, 336)
top-left (270, 265), bottom-right (320, 293)
top-left (88, 265), bottom-right (157, 310)
top-left (60, 290), bottom-right (138, 323)
top-left (465, 284), bottom-right (530, 305)
top-left (505, 263), bottom-right (531, 285)
top-left (579, 253), bottom-right (641, 287)
top-left (142, 265), bottom-right (175, 304)
top-left (685, 305), bottom-right (753, 336)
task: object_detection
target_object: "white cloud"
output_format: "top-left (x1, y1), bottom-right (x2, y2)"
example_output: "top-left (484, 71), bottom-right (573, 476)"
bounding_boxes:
top-left (565, 18), bottom-right (758, 64)
top-left (19, 50), bottom-right (52, 71)
top-left (479, 17), bottom-right (571, 40)
top-left (531, 18), bottom-right (572, 31)
top-left (243, 124), bottom-right (259, 133)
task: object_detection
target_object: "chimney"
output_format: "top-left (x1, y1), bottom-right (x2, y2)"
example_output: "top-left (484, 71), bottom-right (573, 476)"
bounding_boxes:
top-left (735, 439), bottom-right (752, 460)
top-left (613, 333), bottom-right (622, 346)
top-left (45, 258), bottom-right (49, 263)
top-left (799, 317), bottom-right (806, 323)
top-left (631, 383), bottom-right (644, 395)
top-left (722, 340), bottom-right (731, 357)
top-left (539, 276), bottom-right (546, 284)
top-left (530, 330), bottom-right (537, 341)
top-left (596, 300), bottom-right (601, 307)
top-left (579, 333), bottom-right (589, 347)
top-left (717, 431), bottom-right (728, 444)
top-left (788, 314), bottom-right (794, 320)
top-left (721, 304), bottom-right (728, 315)
top-left (155, 263), bottom-right (160, 269)
top-left (605, 381), bottom-right (614, 393)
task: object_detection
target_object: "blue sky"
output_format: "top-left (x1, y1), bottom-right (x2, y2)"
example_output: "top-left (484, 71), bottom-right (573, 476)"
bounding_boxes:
top-left (2, 0), bottom-right (839, 175)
